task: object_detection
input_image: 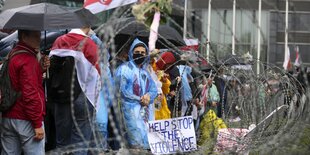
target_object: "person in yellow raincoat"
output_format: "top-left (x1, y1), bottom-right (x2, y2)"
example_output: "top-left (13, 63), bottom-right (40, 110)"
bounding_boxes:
top-left (198, 109), bottom-right (227, 146)
top-left (155, 70), bottom-right (171, 120)
top-left (149, 57), bottom-right (171, 120)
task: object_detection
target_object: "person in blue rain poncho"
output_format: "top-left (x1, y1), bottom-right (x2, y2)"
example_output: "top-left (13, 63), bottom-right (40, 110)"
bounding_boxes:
top-left (115, 38), bottom-right (158, 149)
top-left (177, 65), bottom-right (194, 116)
top-left (89, 31), bottom-right (114, 149)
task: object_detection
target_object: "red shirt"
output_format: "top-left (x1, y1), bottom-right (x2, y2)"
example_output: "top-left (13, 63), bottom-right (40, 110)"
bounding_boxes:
top-left (4, 41), bottom-right (46, 128)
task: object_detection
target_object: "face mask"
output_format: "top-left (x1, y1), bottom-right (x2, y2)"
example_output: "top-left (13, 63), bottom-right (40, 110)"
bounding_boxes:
top-left (133, 53), bottom-right (145, 65)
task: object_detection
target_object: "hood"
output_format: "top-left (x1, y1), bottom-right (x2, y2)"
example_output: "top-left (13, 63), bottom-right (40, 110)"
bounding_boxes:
top-left (156, 51), bottom-right (176, 70)
top-left (128, 38), bottom-right (149, 67)
top-left (51, 32), bottom-right (86, 51)
top-left (69, 28), bottom-right (88, 37)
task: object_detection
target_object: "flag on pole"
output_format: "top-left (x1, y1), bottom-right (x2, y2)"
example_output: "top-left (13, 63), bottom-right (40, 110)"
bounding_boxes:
top-left (283, 46), bottom-right (292, 70)
top-left (148, 11), bottom-right (160, 52)
top-left (294, 46), bottom-right (301, 67)
top-left (84, 0), bottom-right (137, 14)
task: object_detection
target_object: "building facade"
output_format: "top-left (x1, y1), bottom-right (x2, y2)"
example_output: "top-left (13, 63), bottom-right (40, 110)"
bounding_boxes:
top-left (189, 0), bottom-right (310, 71)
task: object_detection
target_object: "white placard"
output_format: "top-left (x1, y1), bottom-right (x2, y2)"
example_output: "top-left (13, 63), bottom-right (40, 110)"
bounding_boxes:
top-left (147, 116), bottom-right (197, 154)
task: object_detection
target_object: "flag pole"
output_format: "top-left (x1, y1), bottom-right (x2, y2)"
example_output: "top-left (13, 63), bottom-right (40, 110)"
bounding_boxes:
top-left (183, 0), bottom-right (188, 40)
top-left (284, 0), bottom-right (289, 70)
top-left (206, 0), bottom-right (212, 62)
top-left (257, 0), bottom-right (262, 75)
top-left (232, 0), bottom-right (236, 55)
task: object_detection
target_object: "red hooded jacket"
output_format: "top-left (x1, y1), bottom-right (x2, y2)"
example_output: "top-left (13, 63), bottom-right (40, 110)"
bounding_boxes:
top-left (4, 41), bottom-right (46, 129)
top-left (51, 30), bottom-right (100, 73)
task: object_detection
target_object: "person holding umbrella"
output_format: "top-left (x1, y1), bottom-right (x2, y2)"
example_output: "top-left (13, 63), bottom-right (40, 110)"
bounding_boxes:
top-left (1, 30), bottom-right (49, 155)
top-left (0, 3), bottom-right (100, 154)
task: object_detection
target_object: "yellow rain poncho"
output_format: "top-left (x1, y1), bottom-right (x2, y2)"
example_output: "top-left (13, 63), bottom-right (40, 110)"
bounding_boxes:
top-left (155, 77), bottom-right (171, 120)
top-left (198, 109), bottom-right (227, 145)
top-left (153, 63), bottom-right (171, 120)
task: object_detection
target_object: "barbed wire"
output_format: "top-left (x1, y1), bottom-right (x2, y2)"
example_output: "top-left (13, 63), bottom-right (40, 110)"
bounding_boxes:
top-left (45, 1), bottom-right (310, 155)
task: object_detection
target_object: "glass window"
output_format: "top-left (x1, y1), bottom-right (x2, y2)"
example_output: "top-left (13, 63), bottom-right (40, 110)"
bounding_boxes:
top-left (202, 9), bottom-right (269, 61)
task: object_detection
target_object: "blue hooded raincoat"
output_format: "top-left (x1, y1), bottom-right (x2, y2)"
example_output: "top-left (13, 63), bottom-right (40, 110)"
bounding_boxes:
top-left (90, 33), bottom-right (114, 145)
top-left (115, 38), bottom-right (158, 149)
top-left (177, 65), bottom-right (194, 116)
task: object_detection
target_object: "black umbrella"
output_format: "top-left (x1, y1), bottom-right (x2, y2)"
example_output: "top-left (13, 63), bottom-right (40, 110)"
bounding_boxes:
top-left (0, 3), bottom-right (98, 30)
top-left (108, 17), bottom-right (186, 49)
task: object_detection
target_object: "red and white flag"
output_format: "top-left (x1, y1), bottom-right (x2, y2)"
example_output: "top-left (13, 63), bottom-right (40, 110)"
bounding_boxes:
top-left (50, 29), bottom-right (102, 110)
top-left (283, 46), bottom-right (292, 70)
top-left (294, 46), bottom-right (301, 67)
top-left (84, 0), bottom-right (137, 14)
top-left (181, 38), bottom-right (199, 52)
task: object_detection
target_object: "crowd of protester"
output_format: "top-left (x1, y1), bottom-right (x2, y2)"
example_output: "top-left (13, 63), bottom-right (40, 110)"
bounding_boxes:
top-left (1, 27), bottom-right (309, 154)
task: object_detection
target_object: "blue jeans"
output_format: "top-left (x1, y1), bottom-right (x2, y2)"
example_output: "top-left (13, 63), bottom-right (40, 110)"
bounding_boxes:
top-left (71, 93), bottom-right (95, 155)
top-left (1, 118), bottom-right (45, 155)
top-left (54, 93), bottom-right (95, 155)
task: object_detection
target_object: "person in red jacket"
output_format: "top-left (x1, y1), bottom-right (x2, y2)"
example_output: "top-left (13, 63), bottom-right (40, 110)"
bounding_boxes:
top-left (1, 30), bottom-right (48, 155)
top-left (49, 26), bottom-right (100, 155)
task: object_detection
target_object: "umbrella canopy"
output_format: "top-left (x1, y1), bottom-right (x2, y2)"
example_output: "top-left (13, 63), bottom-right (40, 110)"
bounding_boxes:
top-left (0, 31), bottom-right (18, 59)
top-left (0, 3), bottom-right (98, 30)
top-left (109, 17), bottom-right (186, 49)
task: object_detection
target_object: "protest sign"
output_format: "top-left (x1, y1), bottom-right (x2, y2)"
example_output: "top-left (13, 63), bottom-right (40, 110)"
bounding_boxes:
top-left (147, 116), bottom-right (197, 154)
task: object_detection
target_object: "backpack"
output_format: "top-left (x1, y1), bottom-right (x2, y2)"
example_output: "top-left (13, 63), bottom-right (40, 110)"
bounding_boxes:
top-left (48, 56), bottom-right (81, 104)
top-left (0, 50), bottom-right (28, 112)
top-left (47, 37), bottom-right (87, 104)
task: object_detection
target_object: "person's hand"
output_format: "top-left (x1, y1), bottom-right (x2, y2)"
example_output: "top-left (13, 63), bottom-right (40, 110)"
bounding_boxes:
top-left (140, 94), bottom-right (151, 106)
top-left (150, 49), bottom-right (160, 59)
top-left (176, 76), bottom-right (181, 83)
top-left (157, 94), bottom-right (163, 102)
top-left (34, 127), bottom-right (45, 141)
top-left (207, 78), bottom-right (213, 86)
top-left (151, 49), bottom-right (160, 55)
top-left (211, 102), bottom-right (217, 107)
top-left (161, 73), bottom-right (169, 82)
top-left (40, 55), bottom-right (50, 72)
top-left (194, 98), bottom-right (200, 106)
top-left (169, 91), bottom-right (176, 97)
top-left (194, 99), bottom-right (203, 109)
top-left (198, 102), bottom-right (204, 109)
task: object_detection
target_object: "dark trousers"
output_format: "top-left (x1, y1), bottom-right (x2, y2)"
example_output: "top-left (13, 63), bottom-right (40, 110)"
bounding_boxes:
top-left (107, 107), bottom-right (121, 150)
top-left (54, 103), bottom-right (71, 148)
top-left (44, 100), bottom-right (56, 151)
top-left (54, 93), bottom-right (95, 155)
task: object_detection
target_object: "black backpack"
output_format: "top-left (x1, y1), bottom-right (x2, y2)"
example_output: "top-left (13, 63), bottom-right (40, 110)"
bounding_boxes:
top-left (0, 50), bottom-right (27, 112)
top-left (48, 55), bottom-right (82, 104)
top-left (47, 38), bottom-right (87, 104)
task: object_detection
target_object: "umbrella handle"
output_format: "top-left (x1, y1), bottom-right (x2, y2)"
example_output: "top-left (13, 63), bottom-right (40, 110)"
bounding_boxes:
top-left (44, 79), bottom-right (48, 102)
top-left (46, 68), bottom-right (49, 79)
